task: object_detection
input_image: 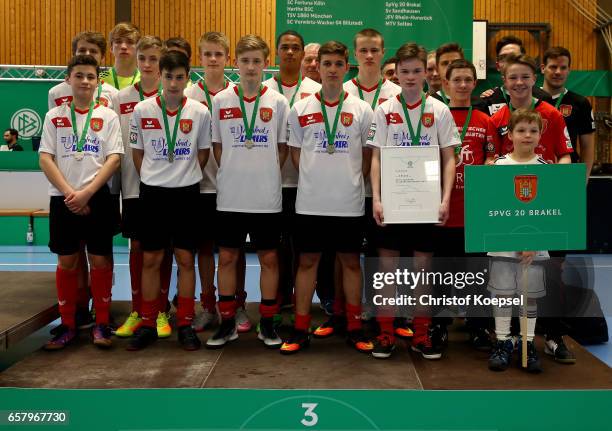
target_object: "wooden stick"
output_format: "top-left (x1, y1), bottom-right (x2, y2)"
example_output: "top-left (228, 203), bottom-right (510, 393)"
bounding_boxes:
top-left (521, 262), bottom-right (529, 368)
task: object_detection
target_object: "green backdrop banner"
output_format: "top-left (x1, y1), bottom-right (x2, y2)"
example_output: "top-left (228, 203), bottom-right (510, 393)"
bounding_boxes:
top-left (0, 388), bottom-right (610, 430)
top-left (464, 164), bottom-right (586, 253)
top-left (276, 0), bottom-right (474, 58)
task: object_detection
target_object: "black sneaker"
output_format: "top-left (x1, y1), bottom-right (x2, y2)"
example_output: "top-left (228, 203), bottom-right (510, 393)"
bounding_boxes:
top-left (178, 325), bottom-right (201, 351)
top-left (470, 328), bottom-right (493, 352)
top-left (76, 308), bottom-right (95, 329)
top-left (428, 323), bottom-right (448, 351)
top-left (347, 329), bottom-right (374, 353)
top-left (518, 340), bottom-right (542, 373)
top-left (319, 299), bottom-right (334, 316)
top-left (488, 339), bottom-right (514, 371)
top-left (313, 314), bottom-right (346, 338)
top-left (206, 318), bottom-right (238, 349)
top-left (280, 329), bottom-right (310, 355)
top-left (372, 334), bottom-right (395, 359)
top-left (544, 336), bottom-right (576, 364)
top-left (411, 332), bottom-right (442, 360)
top-left (393, 317), bottom-right (414, 339)
top-left (126, 326), bottom-right (158, 351)
top-left (258, 317), bottom-right (282, 348)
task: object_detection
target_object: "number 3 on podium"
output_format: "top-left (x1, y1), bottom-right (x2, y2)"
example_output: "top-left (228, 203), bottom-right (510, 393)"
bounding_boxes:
top-left (301, 403), bottom-right (319, 427)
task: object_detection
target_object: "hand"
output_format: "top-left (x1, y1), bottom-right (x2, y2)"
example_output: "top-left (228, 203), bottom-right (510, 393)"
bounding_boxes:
top-left (485, 156), bottom-right (497, 165)
top-left (437, 201), bottom-right (449, 226)
top-left (373, 200), bottom-right (385, 227)
top-left (64, 189), bottom-right (93, 214)
top-left (76, 205), bottom-right (91, 216)
top-left (521, 251), bottom-right (536, 265)
top-left (480, 89), bottom-right (494, 98)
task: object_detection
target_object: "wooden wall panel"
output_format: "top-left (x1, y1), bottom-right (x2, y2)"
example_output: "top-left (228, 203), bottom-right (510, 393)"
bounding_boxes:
top-left (131, 0), bottom-right (276, 65)
top-left (474, 0), bottom-right (597, 70)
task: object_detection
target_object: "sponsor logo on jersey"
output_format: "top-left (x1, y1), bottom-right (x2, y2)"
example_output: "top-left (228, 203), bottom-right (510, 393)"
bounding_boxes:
top-left (120, 102), bottom-right (138, 114)
top-left (367, 123), bottom-right (376, 141)
top-left (180, 119), bottom-right (193, 134)
top-left (559, 104), bottom-right (572, 117)
top-left (514, 175), bottom-right (537, 203)
top-left (90, 118), bottom-right (103, 132)
top-left (455, 145), bottom-right (475, 168)
top-left (220, 107), bottom-right (242, 120)
top-left (298, 112), bottom-right (323, 127)
top-left (260, 107), bottom-right (273, 122)
top-left (421, 113), bottom-right (434, 127)
top-left (340, 112), bottom-right (353, 127)
top-left (129, 132), bottom-right (138, 145)
top-left (141, 118), bottom-right (162, 129)
top-left (385, 113), bottom-right (403, 125)
top-left (52, 117), bottom-right (72, 128)
top-left (55, 96), bottom-right (73, 106)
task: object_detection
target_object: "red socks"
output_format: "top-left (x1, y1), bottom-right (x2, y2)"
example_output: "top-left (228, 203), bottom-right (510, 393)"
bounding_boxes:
top-left (141, 299), bottom-right (158, 328)
top-left (56, 267), bottom-right (79, 330)
top-left (90, 266), bottom-right (113, 325)
top-left (176, 296), bottom-right (195, 327)
top-left (259, 302), bottom-right (279, 319)
top-left (218, 299), bottom-right (237, 320)
top-left (345, 303), bottom-right (362, 332)
top-left (295, 313), bottom-right (311, 332)
top-left (129, 249), bottom-right (143, 314)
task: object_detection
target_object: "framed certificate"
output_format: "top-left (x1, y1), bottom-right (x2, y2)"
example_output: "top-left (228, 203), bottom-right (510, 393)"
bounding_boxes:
top-left (380, 145), bottom-right (441, 224)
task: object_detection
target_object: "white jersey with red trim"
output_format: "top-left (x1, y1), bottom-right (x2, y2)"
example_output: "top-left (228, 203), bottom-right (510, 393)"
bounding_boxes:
top-left (368, 94), bottom-right (460, 149)
top-left (113, 83), bottom-right (161, 199)
top-left (288, 92), bottom-right (373, 216)
top-left (48, 81), bottom-right (118, 111)
top-left (39, 103), bottom-right (123, 196)
top-left (263, 75), bottom-right (321, 188)
top-left (212, 85), bottom-right (289, 213)
top-left (130, 96), bottom-right (212, 188)
top-left (185, 80), bottom-right (234, 193)
top-left (344, 78), bottom-right (400, 197)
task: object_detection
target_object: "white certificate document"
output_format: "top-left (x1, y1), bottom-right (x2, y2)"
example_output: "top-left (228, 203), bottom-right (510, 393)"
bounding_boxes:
top-left (380, 145), bottom-right (441, 224)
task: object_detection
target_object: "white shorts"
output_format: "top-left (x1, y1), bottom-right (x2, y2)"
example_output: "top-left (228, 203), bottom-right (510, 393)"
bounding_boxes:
top-left (487, 258), bottom-right (546, 299)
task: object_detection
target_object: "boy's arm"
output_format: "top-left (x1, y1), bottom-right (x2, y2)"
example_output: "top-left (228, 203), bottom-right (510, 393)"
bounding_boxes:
top-left (132, 149), bottom-right (144, 175)
top-left (438, 146), bottom-right (455, 225)
top-left (213, 142), bottom-right (222, 166)
top-left (278, 143), bottom-right (288, 167)
top-left (39, 153), bottom-right (74, 197)
top-left (198, 149), bottom-right (210, 169)
top-left (370, 147), bottom-right (384, 226)
top-left (65, 154), bottom-right (120, 213)
top-left (290, 146), bottom-right (300, 171)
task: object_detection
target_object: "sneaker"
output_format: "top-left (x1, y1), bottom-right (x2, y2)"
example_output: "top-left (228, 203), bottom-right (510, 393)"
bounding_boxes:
top-left (518, 340), bottom-right (542, 373)
top-left (92, 324), bottom-right (112, 348)
top-left (394, 317), bottom-right (414, 339)
top-left (192, 309), bottom-right (219, 332)
top-left (313, 315), bottom-right (347, 338)
top-left (257, 317), bottom-right (282, 348)
top-left (347, 329), bottom-right (374, 353)
top-left (488, 339), bottom-right (514, 371)
top-left (280, 329), bottom-right (310, 355)
top-left (544, 336), bottom-right (576, 364)
top-left (319, 299), bottom-right (334, 316)
top-left (156, 312), bottom-right (172, 338)
top-left (470, 328), bottom-right (493, 352)
top-left (115, 311), bottom-right (143, 338)
top-left (206, 319), bottom-right (238, 349)
top-left (236, 308), bottom-right (252, 333)
top-left (429, 323), bottom-right (448, 351)
top-left (44, 325), bottom-right (77, 350)
top-left (372, 334), bottom-right (396, 359)
top-left (126, 326), bottom-right (157, 351)
top-left (76, 308), bottom-right (95, 329)
top-left (411, 331), bottom-right (442, 360)
top-left (178, 325), bottom-right (201, 351)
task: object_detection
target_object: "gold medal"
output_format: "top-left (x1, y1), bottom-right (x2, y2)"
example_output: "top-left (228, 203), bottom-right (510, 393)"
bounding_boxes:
top-left (168, 152), bottom-right (174, 163)
top-left (245, 139), bottom-right (254, 149)
top-left (326, 144), bottom-right (335, 154)
top-left (74, 151), bottom-right (84, 161)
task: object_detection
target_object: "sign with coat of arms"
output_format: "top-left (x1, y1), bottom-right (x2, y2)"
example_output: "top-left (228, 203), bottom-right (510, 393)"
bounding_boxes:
top-left (464, 164), bottom-right (586, 252)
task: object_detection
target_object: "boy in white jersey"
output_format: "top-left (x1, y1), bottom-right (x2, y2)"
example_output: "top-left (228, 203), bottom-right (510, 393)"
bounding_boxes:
top-left (206, 35), bottom-right (289, 349)
top-left (280, 41), bottom-right (374, 355)
top-left (101, 22), bottom-right (141, 90)
top-left (368, 42), bottom-right (459, 360)
top-left (263, 30), bottom-right (321, 313)
top-left (488, 109), bottom-right (547, 373)
top-left (48, 32), bottom-right (118, 110)
top-left (112, 36), bottom-right (174, 339)
top-left (128, 51), bottom-right (211, 351)
top-left (39, 55), bottom-right (123, 350)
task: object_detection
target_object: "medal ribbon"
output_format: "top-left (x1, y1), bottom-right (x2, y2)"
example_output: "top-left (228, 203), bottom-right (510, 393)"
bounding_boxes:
top-left (138, 82), bottom-right (162, 101)
top-left (356, 78), bottom-right (383, 110)
top-left (238, 85), bottom-right (262, 142)
top-left (112, 67), bottom-right (138, 89)
top-left (277, 74), bottom-right (302, 108)
top-left (95, 83), bottom-right (103, 104)
top-left (320, 90), bottom-right (345, 152)
top-left (70, 101), bottom-right (95, 154)
top-left (455, 105), bottom-right (473, 155)
top-left (554, 88), bottom-right (567, 110)
top-left (160, 96), bottom-right (183, 161)
top-left (439, 89), bottom-right (450, 105)
top-left (399, 92), bottom-right (426, 146)
top-left (200, 79), bottom-right (226, 109)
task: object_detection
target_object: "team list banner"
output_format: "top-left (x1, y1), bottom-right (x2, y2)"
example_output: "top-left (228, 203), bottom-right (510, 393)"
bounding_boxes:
top-left (276, 0), bottom-right (473, 58)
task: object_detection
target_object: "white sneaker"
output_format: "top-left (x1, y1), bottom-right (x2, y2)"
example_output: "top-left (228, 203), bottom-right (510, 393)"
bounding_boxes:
top-left (206, 319), bottom-right (238, 349)
top-left (236, 308), bottom-right (252, 333)
top-left (192, 309), bottom-right (220, 333)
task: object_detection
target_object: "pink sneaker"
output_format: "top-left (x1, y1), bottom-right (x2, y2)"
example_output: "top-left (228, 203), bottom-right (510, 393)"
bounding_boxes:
top-left (236, 308), bottom-right (252, 333)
